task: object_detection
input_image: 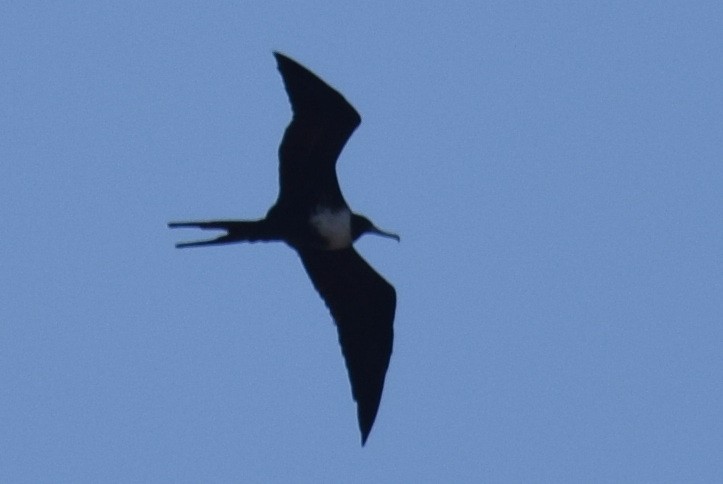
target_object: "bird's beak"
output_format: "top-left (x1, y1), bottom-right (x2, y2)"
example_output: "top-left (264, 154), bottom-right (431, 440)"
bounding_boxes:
top-left (371, 226), bottom-right (400, 242)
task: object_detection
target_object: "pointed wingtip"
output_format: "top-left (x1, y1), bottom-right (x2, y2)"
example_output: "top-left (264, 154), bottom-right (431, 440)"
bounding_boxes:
top-left (360, 422), bottom-right (371, 446)
top-left (273, 51), bottom-right (293, 73)
top-left (358, 407), bottom-right (376, 447)
top-left (273, 51), bottom-right (289, 65)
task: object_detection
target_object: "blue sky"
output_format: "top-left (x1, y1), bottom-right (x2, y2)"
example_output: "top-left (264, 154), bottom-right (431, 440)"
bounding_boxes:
top-left (2, 1), bottom-right (721, 482)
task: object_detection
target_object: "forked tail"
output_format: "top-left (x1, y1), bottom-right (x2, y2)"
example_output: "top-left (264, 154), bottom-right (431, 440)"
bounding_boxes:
top-left (168, 220), bottom-right (278, 248)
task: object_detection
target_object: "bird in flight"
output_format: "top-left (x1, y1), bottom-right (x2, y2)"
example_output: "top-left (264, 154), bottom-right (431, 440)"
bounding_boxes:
top-left (169, 52), bottom-right (398, 445)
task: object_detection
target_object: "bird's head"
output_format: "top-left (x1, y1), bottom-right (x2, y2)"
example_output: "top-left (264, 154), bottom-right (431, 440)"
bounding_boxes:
top-left (351, 214), bottom-right (400, 243)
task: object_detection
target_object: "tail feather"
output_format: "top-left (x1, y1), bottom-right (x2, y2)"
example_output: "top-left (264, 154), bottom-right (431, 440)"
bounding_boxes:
top-left (168, 220), bottom-right (277, 248)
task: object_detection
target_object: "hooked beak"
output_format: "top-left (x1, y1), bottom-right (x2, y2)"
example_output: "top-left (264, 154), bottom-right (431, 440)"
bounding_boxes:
top-left (371, 226), bottom-right (400, 242)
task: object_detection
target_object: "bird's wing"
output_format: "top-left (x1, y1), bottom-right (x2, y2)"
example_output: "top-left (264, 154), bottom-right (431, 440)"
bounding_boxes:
top-left (274, 52), bottom-right (361, 209)
top-left (297, 248), bottom-right (395, 445)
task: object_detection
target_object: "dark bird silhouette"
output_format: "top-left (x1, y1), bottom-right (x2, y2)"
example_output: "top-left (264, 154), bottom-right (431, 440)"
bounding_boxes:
top-left (169, 52), bottom-right (398, 445)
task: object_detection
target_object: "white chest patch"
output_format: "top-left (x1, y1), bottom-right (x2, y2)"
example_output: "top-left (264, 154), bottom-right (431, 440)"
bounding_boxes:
top-left (310, 207), bottom-right (352, 249)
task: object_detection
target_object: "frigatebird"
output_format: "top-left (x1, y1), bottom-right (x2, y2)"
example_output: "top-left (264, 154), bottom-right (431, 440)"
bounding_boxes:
top-left (169, 52), bottom-right (398, 445)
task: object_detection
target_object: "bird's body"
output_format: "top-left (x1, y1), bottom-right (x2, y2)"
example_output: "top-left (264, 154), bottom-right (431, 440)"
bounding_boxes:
top-left (170, 52), bottom-right (397, 445)
top-left (309, 207), bottom-right (353, 249)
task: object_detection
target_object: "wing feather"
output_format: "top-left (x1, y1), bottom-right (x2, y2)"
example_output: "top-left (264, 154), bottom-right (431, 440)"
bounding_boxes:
top-left (274, 52), bottom-right (361, 209)
top-left (297, 248), bottom-right (395, 445)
